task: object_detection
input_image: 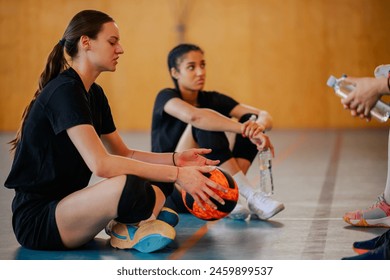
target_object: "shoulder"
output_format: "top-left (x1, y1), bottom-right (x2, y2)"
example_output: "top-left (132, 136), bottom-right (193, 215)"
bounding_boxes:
top-left (38, 77), bottom-right (83, 105)
top-left (157, 88), bottom-right (179, 96)
top-left (155, 88), bottom-right (180, 102)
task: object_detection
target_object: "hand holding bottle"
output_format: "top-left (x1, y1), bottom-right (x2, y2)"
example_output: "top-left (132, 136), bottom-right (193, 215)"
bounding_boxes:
top-left (342, 76), bottom-right (389, 120)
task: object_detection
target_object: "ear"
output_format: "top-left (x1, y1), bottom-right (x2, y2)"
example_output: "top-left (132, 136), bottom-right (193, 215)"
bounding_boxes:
top-left (79, 35), bottom-right (91, 50)
top-left (170, 67), bottom-right (179, 79)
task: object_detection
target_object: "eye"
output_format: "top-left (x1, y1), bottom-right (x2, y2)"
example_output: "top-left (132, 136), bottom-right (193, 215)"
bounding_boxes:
top-left (187, 65), bottom-right (195, 70)
top-left (201, 62), bottom-right (206, 69)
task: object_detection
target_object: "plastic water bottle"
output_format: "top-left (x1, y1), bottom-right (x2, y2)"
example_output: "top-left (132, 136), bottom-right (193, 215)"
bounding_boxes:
top-left (258, 149), bottom-right (274, 196)
top-left (248, 114), bottom-right (275, 196)
top-left (326, 75), bottom-right (390, 122)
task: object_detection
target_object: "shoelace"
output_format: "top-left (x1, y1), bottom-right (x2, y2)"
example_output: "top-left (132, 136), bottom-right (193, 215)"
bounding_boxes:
top-left (368, 193), bottom-right (386, 210)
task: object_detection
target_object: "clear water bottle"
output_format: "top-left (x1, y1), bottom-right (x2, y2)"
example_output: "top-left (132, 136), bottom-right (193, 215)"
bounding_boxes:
top-left (248, 114), bottom-right (275, 196)
top-left (258, 149), bottom-right (274, 196)
top-left (326, 74), bottom-right (390, 122)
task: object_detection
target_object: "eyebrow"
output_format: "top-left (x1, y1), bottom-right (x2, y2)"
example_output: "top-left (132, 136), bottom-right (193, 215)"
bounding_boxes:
top-left (185, 60), bottom-right (205, 65)
top-left (108, 36), bottom-right (120, 41)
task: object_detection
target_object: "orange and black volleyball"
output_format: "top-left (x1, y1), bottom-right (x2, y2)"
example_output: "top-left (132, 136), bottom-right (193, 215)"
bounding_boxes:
top-left (182, 167), bottom-right (239, 221)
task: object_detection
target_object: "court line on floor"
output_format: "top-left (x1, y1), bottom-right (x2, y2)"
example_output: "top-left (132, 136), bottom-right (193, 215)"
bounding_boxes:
top-left (301, 131), bottom-right (342, 259)
top-left (168, 131), bottom-right (309, 260)
top-left (273, 217), bottom-right (342, 221)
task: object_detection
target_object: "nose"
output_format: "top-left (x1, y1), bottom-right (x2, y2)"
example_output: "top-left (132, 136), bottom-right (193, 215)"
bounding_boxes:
top-left (196, 66), bottom-right (205, 76)
top-left (117, 43), bottom-right (124, 54)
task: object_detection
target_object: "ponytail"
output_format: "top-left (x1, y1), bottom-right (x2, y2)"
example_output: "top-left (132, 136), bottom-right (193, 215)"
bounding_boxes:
top-left (9, 42), bottom-right (68, 152)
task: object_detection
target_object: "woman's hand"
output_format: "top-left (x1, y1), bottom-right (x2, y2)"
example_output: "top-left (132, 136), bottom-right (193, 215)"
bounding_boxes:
top-left (250, 132), bottom-right (275, 157)
top-left (239, 115), bottom-right (274, 156)
top-left (342, 77), bottom-right (384, 120)
top-left (174, 148), bottom-right (220, 167)
top-left (241, 119), bottom-right (265, 139)
top-left (176, 165), bottom-right (226, 210)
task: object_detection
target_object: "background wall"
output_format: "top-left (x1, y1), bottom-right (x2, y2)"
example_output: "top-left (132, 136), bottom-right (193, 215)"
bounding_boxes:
top-left (1, 0), bottom-right (389, 131)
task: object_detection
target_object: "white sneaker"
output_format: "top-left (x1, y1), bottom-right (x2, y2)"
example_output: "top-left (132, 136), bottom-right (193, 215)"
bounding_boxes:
top-left (247, 192), bottom-right (285, 220)
top-left (228, 196), bottom-right (250, 220)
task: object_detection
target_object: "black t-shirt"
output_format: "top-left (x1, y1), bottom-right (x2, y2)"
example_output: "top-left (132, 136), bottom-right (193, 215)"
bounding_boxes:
top-left (151, 88), bottom-right (238, 153)
top-left (4, 68), bottom-right (116, 199)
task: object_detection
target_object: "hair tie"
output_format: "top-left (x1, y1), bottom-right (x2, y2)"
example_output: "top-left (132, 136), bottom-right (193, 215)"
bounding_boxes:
top-left (59, 38), bottom-right (66, 47)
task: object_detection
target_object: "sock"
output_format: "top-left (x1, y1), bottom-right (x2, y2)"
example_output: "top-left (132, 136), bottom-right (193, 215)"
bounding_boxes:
top-left (233, 171), bottom-right (255, 199)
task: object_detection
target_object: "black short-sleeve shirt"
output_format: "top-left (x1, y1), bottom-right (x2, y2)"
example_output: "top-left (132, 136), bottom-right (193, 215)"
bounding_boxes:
top-left (5, 68), bottom-right (116, 199)
top-left (151, 88), bottom-right (238, 153)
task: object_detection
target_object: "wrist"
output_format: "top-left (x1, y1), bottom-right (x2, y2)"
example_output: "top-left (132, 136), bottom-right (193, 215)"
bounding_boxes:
top-left (174, 167), bottom-right (179, 183)
top-left (387, 76), bottom-right (390, 94)
top-left (378, 76), bottom-right (390, 94)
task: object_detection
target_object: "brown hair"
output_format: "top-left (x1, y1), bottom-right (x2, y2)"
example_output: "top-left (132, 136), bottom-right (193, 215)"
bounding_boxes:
top-left (9, 10), bottom-right (114, 152)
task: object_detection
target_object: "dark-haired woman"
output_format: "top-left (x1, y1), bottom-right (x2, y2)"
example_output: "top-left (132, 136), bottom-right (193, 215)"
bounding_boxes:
top-left (4, 11), bottom-right (224, 253)
top-left (151, 43), bottom-right (285, 220)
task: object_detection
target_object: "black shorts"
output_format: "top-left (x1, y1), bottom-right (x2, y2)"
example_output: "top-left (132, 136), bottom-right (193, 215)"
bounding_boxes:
top-left (11, 192), bottom-right (65, 250)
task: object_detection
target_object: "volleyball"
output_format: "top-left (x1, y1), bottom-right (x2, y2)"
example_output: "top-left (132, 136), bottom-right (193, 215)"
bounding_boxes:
top-left (182, 167), bottom-right (239, 221)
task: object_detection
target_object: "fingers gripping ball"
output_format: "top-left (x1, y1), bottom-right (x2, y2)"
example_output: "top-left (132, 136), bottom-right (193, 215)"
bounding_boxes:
top-left (182, 168), bottom-right (239, 221)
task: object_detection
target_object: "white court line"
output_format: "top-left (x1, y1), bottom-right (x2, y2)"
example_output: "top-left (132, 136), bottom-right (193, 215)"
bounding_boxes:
top-left (272, 217), bottom-right (343, 221)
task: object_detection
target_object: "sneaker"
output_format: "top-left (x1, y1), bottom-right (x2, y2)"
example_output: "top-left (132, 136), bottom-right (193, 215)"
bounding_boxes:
top-left (105, 207), bottom-right (179, 236)
top-left (105, 220), bottom-right (117, 236)
top-left (228, 195), bottom-right (250, 220)
top-left (110, 220), bottom-right (176, 253)
top-left (352, 229), bottom-right (390, 255)
top-left (343, 194), bottom-right (390, 227)
top-left (342, 235), bottom-right (390, 260)
top-left (247, 192), bottom-right (285, 220)
top-left (157, 207), bottom-right (179, 227)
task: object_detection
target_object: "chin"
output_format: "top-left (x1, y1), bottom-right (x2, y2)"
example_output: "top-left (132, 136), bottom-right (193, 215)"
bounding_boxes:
top-left (195, 85), bottom-right (204, 91)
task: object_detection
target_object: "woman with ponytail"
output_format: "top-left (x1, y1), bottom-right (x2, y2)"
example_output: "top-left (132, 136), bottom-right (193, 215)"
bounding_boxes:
top-left (151, 44), bottom-right (285, 220)
top-left (5, 11), bottom-right (223, 253)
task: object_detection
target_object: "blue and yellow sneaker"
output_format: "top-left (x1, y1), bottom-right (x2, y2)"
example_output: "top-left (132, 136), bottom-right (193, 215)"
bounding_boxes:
top-left (105, 207), bottom-right (179, 236)
top-left (157, 207), bottom-right (179, 227)
top-left (110, 220), bottom-right (176, 253)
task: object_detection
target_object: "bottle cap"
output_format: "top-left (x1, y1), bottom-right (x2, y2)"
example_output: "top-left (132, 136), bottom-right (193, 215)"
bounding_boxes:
top-left (326, 75), bottom-right (337, 88)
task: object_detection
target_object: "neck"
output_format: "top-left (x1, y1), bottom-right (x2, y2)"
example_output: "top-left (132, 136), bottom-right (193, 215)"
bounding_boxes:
top-left (71, 61), bottom-right (100, 92)
top-left (179, 87), bottom-right (199, 106)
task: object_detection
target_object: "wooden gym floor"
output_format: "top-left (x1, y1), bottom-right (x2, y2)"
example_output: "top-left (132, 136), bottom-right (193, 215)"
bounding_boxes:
top-left (0, 128), bottom-right (388, 260)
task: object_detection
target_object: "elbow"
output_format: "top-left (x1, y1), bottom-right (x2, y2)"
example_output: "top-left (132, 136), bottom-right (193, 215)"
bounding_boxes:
top-left (186, 114), bottom-right (200, 126)
top-left (94, 168), bottom-right (108, 178)
top-left (90, 158), bottom-right (110, 178)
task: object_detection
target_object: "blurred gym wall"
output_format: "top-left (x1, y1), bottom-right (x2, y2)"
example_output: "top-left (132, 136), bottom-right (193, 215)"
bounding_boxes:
top-left (1, 0), bottom-right (389, 131)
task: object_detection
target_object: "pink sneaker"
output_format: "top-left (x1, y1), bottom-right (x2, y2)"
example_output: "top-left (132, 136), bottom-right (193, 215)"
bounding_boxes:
top-left (343, 194), bottom-right (390, 227)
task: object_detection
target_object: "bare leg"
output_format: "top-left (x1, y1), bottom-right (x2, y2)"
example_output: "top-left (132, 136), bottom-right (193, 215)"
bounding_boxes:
top-left (384, 129), bottom-right (390, 203)
top-left (56, 175), bottom-right (165, 248)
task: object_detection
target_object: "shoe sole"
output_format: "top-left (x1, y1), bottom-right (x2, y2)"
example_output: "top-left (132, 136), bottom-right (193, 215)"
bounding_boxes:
top-left (227, 212), bottom-right (250, 220)
top-left (255, 204), bottom-right (285, 220)
top-left (353, 247), bottom-right (370, 255)
top-left (343, 216), bottom-right (390, 228)
top-left (110, 220), bottom-right (176, 253)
